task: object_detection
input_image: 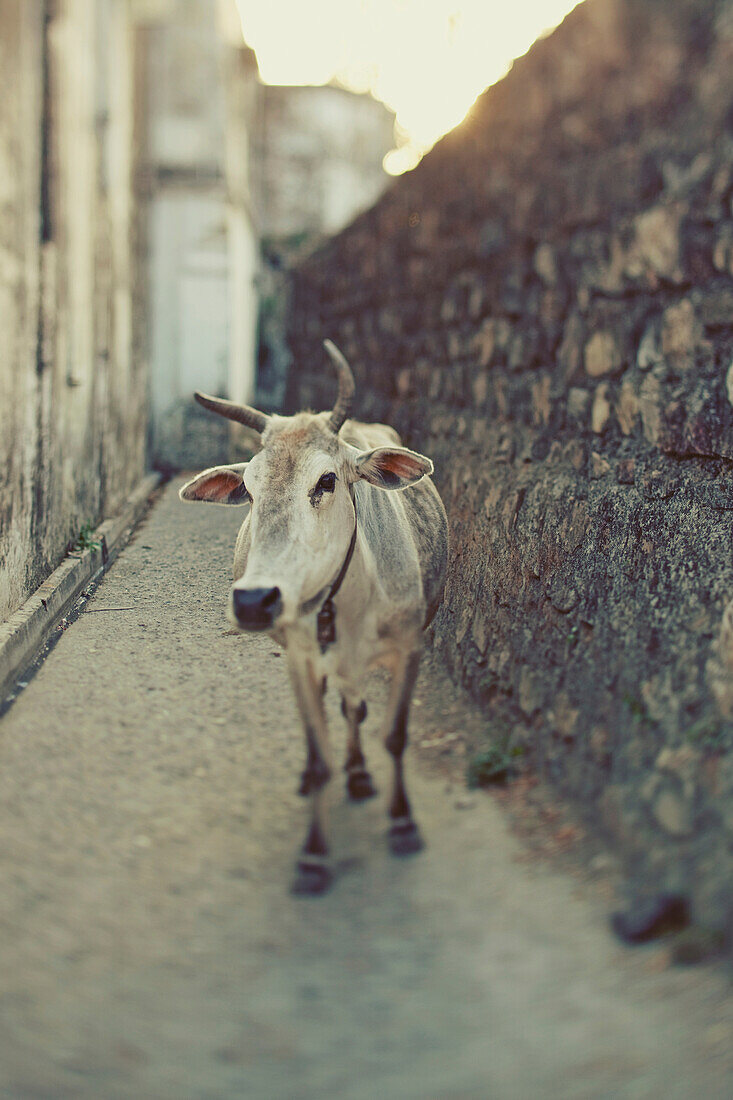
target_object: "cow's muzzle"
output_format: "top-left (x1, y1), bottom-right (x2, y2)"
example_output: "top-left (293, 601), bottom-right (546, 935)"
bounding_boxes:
top-left (231, 586), bottom-right (282, 631)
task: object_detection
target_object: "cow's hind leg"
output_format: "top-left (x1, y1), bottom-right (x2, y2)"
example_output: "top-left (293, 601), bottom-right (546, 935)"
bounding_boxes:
top-left (288, 654), bottom-right (333, 895)
top-left (341, 698), bottom-right (376, 801)
top-left (384, 650), bottom-right (423, 856)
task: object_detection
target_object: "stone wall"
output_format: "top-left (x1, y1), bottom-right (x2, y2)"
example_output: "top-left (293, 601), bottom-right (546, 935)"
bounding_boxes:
top-left (287, 0), bottom-right (733, 930)
top-left (0, 0), bottom-right (147, 623)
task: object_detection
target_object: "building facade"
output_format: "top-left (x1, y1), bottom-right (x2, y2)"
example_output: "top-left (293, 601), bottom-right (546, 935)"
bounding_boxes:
top-left (136, 0), bottom-right (260, 468)
top-left (252, 83), bottom-right (395, 242)
top-left (0, 0), bottom-right (395, 621)
top-left (0, 0), bottom-right (146, 623)
top-left (249, 82), bottom-right (395, 409)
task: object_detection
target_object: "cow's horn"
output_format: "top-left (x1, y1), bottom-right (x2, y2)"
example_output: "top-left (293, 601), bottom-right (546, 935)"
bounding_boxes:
top-left (194, 391), bottom-right (269, 434)
top-left (324, 339), bottom-right (355, 434)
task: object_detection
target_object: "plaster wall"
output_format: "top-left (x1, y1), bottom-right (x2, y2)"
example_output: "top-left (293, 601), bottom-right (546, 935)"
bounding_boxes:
top-left (0, 0), bottom-right (146, 623)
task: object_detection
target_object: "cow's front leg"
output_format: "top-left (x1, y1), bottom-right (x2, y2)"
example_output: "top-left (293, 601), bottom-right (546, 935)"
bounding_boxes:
top-left (383, 650), bottom-right (423, 856)
top-left (341, 698), bottom-right (377, 801)
top-left (297, 676), bottom-right (330, 795)
top-left (288, 653), bottom-right (333, 895)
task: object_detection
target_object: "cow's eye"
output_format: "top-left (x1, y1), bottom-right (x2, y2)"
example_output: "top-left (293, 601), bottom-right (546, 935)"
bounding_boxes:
top-left (315, 472), bottom-right (336, 494)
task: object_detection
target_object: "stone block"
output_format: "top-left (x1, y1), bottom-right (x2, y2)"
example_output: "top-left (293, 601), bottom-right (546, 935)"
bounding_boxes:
top-left (637, 322), bottom-right (662, 371)
top-left (591, 383), bottom-right (611, 434)
top-left (627, 204), bottom-right (682, 282)
top-left (660, 299), bottom-right (700, 372)
top-left (653, 787), bottom-right (695, 838)
top-left (567, 387), bottom-right (591, 420)
top-left (585, 331), bottom-right (621, 377)
top-left (472, 319), bottom-right (496, 367)
top-left (533, 242), bottom-right (558, 286)
top-left (590, 452), bottom-right (611, 479)
top-left (616, 376), bottom-right (639, 435)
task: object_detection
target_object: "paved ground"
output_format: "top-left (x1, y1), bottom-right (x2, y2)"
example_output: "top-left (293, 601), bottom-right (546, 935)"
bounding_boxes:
top-left (0, 481), bottom-right (731, 1099)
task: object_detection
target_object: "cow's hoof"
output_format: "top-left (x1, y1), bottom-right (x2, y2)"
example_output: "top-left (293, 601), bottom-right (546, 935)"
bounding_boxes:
top-left (291, 861), bottom-right (333, 896)
top-left (388, 820), bottom-right (424, 856)
top-left (297, 762), bottom-right (330, 797)
top-left (347, 770), bottom-right (377, 801)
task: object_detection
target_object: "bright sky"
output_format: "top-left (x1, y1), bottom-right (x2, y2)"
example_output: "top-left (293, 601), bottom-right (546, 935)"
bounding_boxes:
top-left (234, 0), bottom-right (580, 174)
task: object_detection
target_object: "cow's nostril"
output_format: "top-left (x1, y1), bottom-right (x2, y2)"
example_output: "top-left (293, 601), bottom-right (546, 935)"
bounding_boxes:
top-left (232, 587), bottom-right (281, 629)
top-left (262, 586), bottom-right (281, 608)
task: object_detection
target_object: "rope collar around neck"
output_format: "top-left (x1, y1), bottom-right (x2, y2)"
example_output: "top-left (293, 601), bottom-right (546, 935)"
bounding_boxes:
top-left (317, 495), bottom-right (358, 653)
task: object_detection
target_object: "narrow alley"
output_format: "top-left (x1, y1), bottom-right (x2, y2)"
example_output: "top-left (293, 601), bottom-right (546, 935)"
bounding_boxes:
top-left (0, 482), bottom-right (731, 1099)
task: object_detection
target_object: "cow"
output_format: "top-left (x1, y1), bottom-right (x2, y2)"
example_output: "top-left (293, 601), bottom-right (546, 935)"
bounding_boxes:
top-left (180, 341), bottom-right (449, 894)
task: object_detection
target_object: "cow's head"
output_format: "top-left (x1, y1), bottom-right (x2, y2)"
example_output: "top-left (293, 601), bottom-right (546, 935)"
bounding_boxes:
top-left (180, 342), bottom-right (433, 633)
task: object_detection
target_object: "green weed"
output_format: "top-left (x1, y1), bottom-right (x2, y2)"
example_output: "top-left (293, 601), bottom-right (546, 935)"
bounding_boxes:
top-left (622, 692), bottom-right (652, 727)
top-left (684, 716), bottom-right (728, 752)
top-left (467, 740), bottom-right (524, 789)
top-left (71, 522), bottom-right (101, 553)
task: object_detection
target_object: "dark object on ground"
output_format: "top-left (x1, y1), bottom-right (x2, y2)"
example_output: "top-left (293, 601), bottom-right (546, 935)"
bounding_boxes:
top-left (670, 928), bottom-right (728, 966)
top-left (611, 894), bottom-right (690, 944)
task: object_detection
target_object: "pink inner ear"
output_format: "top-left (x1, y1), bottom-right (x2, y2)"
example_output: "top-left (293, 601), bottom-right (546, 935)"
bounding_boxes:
top-left (378, 451), bottom-right (428, 479)
top-left (191, 470), bottom-right (242, 502)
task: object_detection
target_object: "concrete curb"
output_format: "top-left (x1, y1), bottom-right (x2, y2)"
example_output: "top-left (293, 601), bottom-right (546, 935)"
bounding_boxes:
top-left (0, 472), bottom-right (162, 703)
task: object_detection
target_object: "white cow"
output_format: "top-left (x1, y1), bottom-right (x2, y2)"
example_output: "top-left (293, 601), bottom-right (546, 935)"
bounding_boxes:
top-left (180, 341), bottom-right (449, 894)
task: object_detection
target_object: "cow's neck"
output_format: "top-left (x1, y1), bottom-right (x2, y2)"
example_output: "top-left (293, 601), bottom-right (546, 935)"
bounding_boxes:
top-left (317, 491), bottom-right (358, 652)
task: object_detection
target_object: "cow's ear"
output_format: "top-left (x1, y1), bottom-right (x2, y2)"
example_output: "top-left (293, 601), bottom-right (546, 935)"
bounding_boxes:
top-left (179, 464), bottom-right (249, 505)
top-left (353, 447), bottom-right (433, 490)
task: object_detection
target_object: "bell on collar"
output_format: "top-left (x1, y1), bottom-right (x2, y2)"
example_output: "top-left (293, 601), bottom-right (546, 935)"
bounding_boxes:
top-left (317, 599), bottom-right (336, 651)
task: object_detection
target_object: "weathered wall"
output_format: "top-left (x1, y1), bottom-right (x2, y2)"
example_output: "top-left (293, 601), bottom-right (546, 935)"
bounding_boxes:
top-left (251, 82), bottom-right (395, 411)
top-left (136, 0), bottom-right (261, 468)
top-left (287, 0), bottom-right (733, 928)
top-left (251, 83), bottom-right (395, 240)
top-left (0, 0), bottom-right (147, 623)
